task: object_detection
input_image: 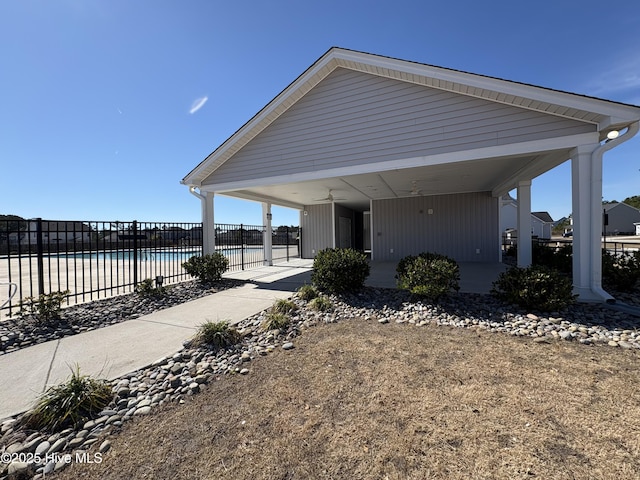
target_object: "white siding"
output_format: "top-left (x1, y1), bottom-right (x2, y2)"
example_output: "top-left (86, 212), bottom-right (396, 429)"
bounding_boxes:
top-left (204, 68), bottom-right (595, 186)
top-left (300, 204), bottom-right (333, 258)
top-left (372, 192), bottom-right (499, 262)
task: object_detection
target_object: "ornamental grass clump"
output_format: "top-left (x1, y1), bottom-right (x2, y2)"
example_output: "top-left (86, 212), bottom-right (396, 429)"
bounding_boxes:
top-left (183, 253), bottom-right (229, 284)
top-left (272, 298), bottom-right (298, 315)
top-left (311, 248), bottom-right (370, 294)
top-left (309, 295), bottom-right (333, 312)
top-left (194, 320), bottom-right (241, 350)
top-left (262, 312), bottom-right (291, 332)
top-left (491, 265), bottom-right (576, 311)
top-left (297, 284), bottom-right (319, 302)
top-left (21, 366), bottom-right (113, 433)
top-left (396, 253), bottom-right (460, 301)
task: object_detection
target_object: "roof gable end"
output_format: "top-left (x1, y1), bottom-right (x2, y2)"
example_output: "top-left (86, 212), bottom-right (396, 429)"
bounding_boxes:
top-left (182, 47), bottom-right (640, 186)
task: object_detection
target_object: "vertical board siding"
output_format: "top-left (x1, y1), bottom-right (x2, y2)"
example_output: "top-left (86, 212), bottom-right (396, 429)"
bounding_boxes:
top-left (372, 192), bottom-right (499, 262)
top-left (300, 204), bottom-right (333, 258)
top-left (204, 68), bottom-right (595, 186)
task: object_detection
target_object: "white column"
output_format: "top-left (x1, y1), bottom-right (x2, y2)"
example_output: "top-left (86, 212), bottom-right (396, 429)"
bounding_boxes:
top-left (571, 144), bottom-right (611, 301)
top-left (262, 202), bottom-right (273, 266)
top-left (203, 191), bottom-right (216, 255)
top-left (516, 180), bottom-right (532, 267)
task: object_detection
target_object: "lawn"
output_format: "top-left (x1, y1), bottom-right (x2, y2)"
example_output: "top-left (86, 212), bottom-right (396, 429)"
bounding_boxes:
top-left (59, 316), bottom-right (640, 480)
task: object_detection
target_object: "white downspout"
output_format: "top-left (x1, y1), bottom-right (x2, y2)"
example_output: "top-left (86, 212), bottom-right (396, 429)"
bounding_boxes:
top-left (590, 121), bottom-right (639, 302)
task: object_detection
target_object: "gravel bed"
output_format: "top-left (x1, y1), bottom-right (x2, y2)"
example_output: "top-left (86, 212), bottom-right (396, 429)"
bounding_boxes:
top-left (1, 285), bottom-right (639, 478)
top-left (0, 280), bottom-right (244, 356)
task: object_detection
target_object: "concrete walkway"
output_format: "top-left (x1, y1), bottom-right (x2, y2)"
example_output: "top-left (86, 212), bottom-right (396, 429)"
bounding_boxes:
top-left (0, 259), bottom-right (508, 421)
top-left (0, 262), bottom-right (313, 420)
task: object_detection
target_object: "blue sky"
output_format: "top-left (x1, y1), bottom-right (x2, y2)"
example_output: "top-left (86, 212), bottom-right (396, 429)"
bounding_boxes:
top-left (1, 1), bottom-right (639, 227)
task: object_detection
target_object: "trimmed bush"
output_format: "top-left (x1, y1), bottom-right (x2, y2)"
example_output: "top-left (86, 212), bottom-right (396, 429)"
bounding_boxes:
top-left (396, 253), bottom-right (460, 301)
top-left (297, 284), bottom-right (319, 302)
top-left (21, 366), bottom-right (113, 432)
top-left (193, 320), bottom-right (241, 349)
top-left (18, 290), bottom-right (70, 325)
top-left (602, 250), bottom-right (640, 293)
top-left (183, 253), bottom-right (229, 283)
top-left (135, 278), bottom-right (166, 297)
top-left (491, 265), bottom-right (576, 311)
top-left (311, 248), bottom-right (370, 293)
top-left (533, 243), bottom-right (572, 274)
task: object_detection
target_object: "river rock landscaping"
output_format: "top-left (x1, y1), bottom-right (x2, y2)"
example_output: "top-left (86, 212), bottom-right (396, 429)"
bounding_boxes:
top-left (1, 283), bottom-right (639, 479)
top-left (0, 279), bottom-right (244, 356)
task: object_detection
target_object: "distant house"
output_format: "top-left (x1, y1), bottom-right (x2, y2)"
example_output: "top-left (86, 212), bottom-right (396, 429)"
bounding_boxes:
top-left (603, 202), bottom-right (640, 235)
top-left (500, 195), bottom-right (554, 239)
top-left (13, 221), bottom-right (92, 246)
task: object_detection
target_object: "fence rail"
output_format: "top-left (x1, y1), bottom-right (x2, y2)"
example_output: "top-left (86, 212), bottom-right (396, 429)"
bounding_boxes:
top-left (0, 219), bottom-right (300, 317)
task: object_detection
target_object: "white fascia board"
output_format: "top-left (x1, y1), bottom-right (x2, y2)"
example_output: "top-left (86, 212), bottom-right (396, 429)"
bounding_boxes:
top-left (201, 132), bottom-right (599, 193)
top-left (209, 191), bottom-right (304, 210)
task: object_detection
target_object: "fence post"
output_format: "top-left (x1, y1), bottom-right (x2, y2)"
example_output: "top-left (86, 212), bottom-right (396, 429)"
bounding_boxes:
top-left (240, 223), bottom-right (245, 270)
top-left (286, 226), bottom-right (290, 262)
top-left (36, 218), bottom-right (45, 295)
top-left (132, 220), bottom-right (138, 287)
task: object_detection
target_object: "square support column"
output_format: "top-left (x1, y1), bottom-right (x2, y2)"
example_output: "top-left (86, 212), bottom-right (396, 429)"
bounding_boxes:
top-left (203, 192), bottom-right (216, 255)
top-left (262, 202), bottom-right (273, 266)
top-left (571, 144), bottom-right (611, 301)
top-left (517, 180), bottom-right (532, 267)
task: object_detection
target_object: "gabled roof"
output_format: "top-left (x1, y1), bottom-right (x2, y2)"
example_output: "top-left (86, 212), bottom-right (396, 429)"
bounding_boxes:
top-left (532, 212), bottom-right (554, 223)
top-left (604, 202), bottom-right (640, 213)
top-left (182, 47), bottom-right (640, 187)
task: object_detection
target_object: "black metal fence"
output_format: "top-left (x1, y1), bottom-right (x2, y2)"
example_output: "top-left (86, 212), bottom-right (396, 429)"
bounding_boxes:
top-left (0, 219), bottom-right (300, 317)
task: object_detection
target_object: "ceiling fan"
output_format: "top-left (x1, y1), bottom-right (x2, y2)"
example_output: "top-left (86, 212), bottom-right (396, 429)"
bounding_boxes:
top-left (398, 181), bottom-right (423, 196)
top-left (313, 189), bottom-right (347, 202)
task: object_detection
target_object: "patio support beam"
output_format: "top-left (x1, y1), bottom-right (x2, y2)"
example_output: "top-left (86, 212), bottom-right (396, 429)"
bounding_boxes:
top-left (203, 191), bottom-right (216, 255)
top-left (262, 202), bottom-right (273, 266)
top-left (516, 180), bottom-right (532, 267)
top-left (189, 187), bottom-right (216, 255)
top-left (571, 144), bottom-right (611, 302)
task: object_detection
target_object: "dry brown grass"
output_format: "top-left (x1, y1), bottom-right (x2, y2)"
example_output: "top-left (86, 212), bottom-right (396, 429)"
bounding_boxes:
top-left (59, 319), bottom-right (640, 480)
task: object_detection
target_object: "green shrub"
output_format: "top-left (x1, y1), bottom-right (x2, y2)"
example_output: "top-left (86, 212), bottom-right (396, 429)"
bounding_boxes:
top-left (193, 320), bottom-right (241, 349)
top-left (272, 298), bottom-right (297, 315)
top-left (135, 278), bottom-right (166, 297)
top-left (297, 284), bottom-right (318, 302)
top-left (21, 366), bottom-right (113, 432)
top-left (309, 296), bottom-right (333, 312)
top-left (262, 312), bottom-right (291, 331)
top-left (18, 290), bottom-right (70, 324)
top-left (491, 265), bottom-right (576, 311)
top-left (602, 250), bottom-right (640, 292)
top-left (311, 248), bottom-right (370, 293)
top-left (396, 253), bottom-right (460, 301)
top-left (533, 243), bottom-right (572, 274)
top-left (182, 253), bottom-right (229, 283)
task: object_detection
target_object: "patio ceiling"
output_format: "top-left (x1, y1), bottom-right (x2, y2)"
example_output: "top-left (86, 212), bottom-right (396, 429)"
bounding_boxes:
top-left (218, 147), bottom-right (571, 211)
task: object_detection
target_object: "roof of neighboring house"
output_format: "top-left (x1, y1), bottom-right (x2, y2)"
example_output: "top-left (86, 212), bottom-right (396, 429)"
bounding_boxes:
top-left (531, 212), bottom-right (554, 223)
top-left (38, 221), bottom-right (92, 232)
top-left (603, 202), bottom-right (640, 213)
